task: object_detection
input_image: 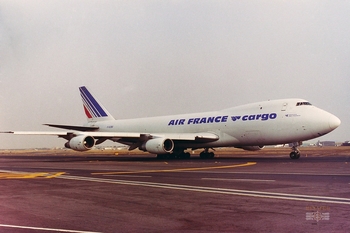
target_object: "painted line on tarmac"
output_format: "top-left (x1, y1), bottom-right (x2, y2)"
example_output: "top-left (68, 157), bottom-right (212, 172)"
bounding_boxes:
top-left (91, 162), bottom-right (257, 175)
top-left (202, 178), bottom-right (275, 182)
top-left (104, 175), bottom-right (152, 178)
top-left (197, 171), bottom-right (350, 176)
top-left (59, 175), bottom-right (350, 205)
top-left (0, 170), bottom-right (65, 179)
top-left (0, 224), bottom-right (101, 233)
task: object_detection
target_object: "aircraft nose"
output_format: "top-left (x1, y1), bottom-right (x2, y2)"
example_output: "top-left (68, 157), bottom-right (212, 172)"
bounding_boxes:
top-left (329, 114), bottom-right (341, 130)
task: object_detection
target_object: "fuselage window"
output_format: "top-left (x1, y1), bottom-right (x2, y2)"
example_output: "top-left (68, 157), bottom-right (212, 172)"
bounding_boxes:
top-left (296, 102), bottom-right (312, 106)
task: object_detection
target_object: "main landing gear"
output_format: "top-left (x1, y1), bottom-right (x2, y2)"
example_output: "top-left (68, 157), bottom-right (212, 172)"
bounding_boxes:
top-left (289, 142), bottom-right (301, 160)
top-left (157, 151), bottom-right (190, 160)
top-left (157, 149), bottom-right (215, 160)
top-left (199, 148), bottom-right (215, 159)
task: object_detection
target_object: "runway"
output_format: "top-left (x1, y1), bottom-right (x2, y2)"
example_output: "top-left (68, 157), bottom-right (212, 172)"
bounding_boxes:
top-left (0, 150), bottom-right (349, 232)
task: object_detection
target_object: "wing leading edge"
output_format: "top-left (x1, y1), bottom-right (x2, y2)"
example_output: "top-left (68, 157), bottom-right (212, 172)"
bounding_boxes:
top-left (1, 130), bottom-right (219, 148)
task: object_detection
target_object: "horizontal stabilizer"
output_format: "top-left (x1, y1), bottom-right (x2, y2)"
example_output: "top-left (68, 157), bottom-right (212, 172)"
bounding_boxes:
top-left (44, 124), bottom-right (99, 131)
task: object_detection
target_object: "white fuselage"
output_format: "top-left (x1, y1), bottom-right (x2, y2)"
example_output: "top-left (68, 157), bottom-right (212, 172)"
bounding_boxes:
top-left (88, 98), bottom-right (340, 149)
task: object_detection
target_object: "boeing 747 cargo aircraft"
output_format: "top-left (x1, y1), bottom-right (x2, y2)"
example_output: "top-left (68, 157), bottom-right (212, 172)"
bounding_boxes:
top-left (3, 86), bottom-right (340, 159)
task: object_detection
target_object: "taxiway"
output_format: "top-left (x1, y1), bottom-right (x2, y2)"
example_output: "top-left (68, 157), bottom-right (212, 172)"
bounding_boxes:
top-left (0, 149), bottom-right (349, 232)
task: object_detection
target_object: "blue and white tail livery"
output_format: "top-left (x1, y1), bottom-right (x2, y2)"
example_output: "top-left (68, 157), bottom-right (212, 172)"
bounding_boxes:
top-left (2, 86), bottom-right (341, 159)
top-left (79, 86), bottom-right (115, 122)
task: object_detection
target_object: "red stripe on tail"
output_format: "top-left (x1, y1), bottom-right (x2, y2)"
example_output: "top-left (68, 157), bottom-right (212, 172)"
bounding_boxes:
top-left (83, 105), bottom-right (93, 119)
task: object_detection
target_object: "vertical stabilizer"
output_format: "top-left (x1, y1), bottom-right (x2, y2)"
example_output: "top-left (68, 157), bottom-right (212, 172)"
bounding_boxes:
top-left (79, 86), bottom-right (115, 122)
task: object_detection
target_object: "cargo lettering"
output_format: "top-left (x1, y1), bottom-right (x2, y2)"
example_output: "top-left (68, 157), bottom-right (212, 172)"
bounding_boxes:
top-left (236, 113), bottom-right (277, 121)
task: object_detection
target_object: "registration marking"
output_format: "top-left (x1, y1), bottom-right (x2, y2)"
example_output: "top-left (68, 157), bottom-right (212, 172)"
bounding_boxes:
top-left (91, 162), bottom-right (257, 175)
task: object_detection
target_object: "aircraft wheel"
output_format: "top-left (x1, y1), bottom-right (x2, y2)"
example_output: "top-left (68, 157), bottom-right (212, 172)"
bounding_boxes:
top-left (289, 151), bottom-right (300, 160)
top-left (200, 152), bottom-right (215, 159)
top-left (157, 154), bottom-right (174, 159)
top-left (183, 152), bottom-right (191, 159)
top-left (199, 152), bottom-right (206, 159)
top-left (209, 152), bottom-right (215, 159)
top-left (173, 151), bottom-right (191, 159)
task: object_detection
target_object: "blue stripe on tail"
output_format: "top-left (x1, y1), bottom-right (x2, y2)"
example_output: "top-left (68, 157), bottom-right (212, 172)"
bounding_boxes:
top-left (79, 86), bottom-right (108, 118)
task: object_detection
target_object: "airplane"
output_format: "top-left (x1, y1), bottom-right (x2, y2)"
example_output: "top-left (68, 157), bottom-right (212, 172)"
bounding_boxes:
top-left (2, 86), bottom-right (341, 159)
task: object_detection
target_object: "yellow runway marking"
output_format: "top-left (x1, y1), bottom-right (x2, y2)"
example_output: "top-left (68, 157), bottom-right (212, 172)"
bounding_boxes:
top-left (92, 162), bottom-right (256, 175)
top-left (0, 172), bottom-right (65, 179)
top-left (45, 172), bottom-right (66, 178)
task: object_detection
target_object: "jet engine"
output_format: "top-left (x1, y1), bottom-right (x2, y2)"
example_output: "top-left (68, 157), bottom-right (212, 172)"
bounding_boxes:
top-left (240, 146), bottom-right (265, 151)
top-left (65, 135), bottom-right (95, 151)
top-left (140, 138), bottom-right (174, 154)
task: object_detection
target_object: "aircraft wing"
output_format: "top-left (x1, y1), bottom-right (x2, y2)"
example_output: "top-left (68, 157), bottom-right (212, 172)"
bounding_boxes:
top-left (84, 132), bottom-right (219, 144)
top-left (1, 131), bottom-right (70, 136)
top-left (1, 131), bottom-right (219, 143)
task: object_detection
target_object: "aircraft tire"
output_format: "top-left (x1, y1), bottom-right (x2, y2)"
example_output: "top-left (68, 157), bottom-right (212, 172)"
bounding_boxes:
top-left (289, 151), bottom-right (300, 160)
top-left (209, 152), bottom-right (215, 159)
top-left (173, 152), bottom-right (191, 159)
top-left (183, 152), bottom-right (191, 159)
top-left (200, 152), bottom-right (215, 159)
top-left (157, 154), bottom-right (173, 159)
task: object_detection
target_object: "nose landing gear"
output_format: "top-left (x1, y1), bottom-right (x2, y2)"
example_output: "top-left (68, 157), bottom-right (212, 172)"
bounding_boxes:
top-left (290, 150), bottom-right (300, 159)
top-left (290, 142), bottom-right (301, 159)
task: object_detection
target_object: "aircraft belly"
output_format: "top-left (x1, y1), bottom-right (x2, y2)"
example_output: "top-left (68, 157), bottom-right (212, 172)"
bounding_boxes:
top-left (175, 132), bottom-right (239, 149)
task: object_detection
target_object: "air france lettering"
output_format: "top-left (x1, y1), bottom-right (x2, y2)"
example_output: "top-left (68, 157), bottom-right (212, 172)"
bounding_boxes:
top-left (168, 113), bottom-right (277, 126)
top-left (168, 116), bottom-right (228, 126)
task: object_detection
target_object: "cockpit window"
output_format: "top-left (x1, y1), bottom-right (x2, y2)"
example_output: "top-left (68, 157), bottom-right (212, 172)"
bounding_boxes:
top-left (296, 102), bottom-right (312, 106)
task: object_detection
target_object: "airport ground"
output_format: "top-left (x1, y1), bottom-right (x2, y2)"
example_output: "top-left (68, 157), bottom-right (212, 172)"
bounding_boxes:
top-left (0, 147), bottom-right (349, 233)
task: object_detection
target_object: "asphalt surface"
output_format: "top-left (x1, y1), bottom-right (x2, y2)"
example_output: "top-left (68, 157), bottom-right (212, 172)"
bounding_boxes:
top-left (0, 151), bottom-right (349, 233)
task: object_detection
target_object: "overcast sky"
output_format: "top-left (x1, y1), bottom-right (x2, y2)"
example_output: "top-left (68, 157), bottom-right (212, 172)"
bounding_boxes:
top-left (0, 1), bottom-right (349, 149)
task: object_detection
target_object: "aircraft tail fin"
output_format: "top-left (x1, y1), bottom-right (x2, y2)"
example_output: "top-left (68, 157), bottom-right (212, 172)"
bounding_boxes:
top-left (79, 86), bottom-right (115, 122)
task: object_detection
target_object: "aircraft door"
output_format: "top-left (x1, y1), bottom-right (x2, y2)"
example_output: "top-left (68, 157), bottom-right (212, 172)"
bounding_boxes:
top-left (281, 102), bottom-right (288, 111)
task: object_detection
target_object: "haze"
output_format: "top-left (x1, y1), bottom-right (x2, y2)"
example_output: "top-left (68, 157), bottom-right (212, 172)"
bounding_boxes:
top-left (0, 1), bottom-right (349, 149)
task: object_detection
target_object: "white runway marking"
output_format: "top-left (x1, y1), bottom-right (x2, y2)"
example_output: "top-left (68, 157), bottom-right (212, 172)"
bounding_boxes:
top-left (202, 178), bottom-right (275, 182)
top-left (0, 224), bottom-right (102, 233)
top-left (59, 175), bottom-right (350, 205)
top-left (190, 171), bottom-right (350, 176)
top-left (104, 175), bottom-right (152, 178)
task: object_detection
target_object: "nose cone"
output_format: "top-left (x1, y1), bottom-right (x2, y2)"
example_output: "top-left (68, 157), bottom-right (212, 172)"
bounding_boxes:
top-left (329, 114), bottom-right (341, 130)
top-left (309, 108), bottom-right (341, 137)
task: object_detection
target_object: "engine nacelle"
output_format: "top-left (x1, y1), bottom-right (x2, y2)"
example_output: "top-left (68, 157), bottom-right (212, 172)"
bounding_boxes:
top-left (65, 135), bottom-right (95, 151)
top-left (140, 138), bottom-right (174, 154)
top-left (240, 146), bottom-right (265, 151)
